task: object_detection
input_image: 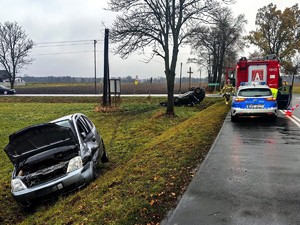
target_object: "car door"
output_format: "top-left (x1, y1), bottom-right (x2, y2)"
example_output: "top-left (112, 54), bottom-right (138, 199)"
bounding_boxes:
top-left (77, 116), bottom-right (101, 164)
top-left (277, 85), bottom-right (292, 109)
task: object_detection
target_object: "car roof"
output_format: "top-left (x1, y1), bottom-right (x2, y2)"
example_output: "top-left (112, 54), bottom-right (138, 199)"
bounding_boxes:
top-left (50, 113), bottom-right (84, 123)
top-left (238, 83), bottom-right (270, 91)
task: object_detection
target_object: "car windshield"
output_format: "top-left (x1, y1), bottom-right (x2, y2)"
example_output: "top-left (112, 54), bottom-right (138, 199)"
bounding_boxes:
top-left (54, 119), bottom-right (72, 128)
top-left (238, 88), bottom-right (272, 97)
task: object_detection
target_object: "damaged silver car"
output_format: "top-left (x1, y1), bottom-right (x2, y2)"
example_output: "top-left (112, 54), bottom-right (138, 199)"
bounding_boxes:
top-left (4, 113), bottom-right (108, 208)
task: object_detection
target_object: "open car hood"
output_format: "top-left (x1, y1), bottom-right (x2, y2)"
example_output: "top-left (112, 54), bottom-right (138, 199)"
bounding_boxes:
top-left (4, 123), bottom-right (78, 165)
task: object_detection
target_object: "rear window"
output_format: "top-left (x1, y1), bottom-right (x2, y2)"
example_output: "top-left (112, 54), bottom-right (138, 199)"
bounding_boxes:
top-left (238, 88), bottom-right (272, 97)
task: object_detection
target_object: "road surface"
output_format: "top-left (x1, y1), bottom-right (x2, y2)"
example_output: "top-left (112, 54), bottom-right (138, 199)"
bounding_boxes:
top-left (163, 95), bottom-right (300, 225)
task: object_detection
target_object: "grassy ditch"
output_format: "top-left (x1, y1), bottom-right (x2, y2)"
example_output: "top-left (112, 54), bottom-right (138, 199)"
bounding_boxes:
top-left (0, 96), bottom-right (228, 225)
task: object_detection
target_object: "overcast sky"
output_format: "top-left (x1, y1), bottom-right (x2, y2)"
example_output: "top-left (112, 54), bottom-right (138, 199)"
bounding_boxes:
top-left (0, 0), bottom-right (299, 79)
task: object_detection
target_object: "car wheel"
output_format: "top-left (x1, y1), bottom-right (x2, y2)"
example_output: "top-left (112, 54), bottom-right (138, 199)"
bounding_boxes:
top-left (270, 115), bottom-right (277, 122)
top-left (194, 87), bottom-right (205, 102)
top-left (92, 162), bottom-right (100, 179)
top-left (231, 114), bottom-right (238, 122)
top-left (100, 140), bottom-right (109, 163)
top-left (174, 97), bottom-right (180, 106)
top-left (3, 91), bottom-right (8, 95)
top-left (194, 87), bottom-right (201, 95)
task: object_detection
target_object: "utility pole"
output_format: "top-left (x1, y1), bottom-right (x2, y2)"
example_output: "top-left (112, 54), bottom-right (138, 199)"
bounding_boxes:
top-left (199, 69), bottom-right (201, 87)
top-left (179, 63), bottom-right (182, 93)
top-left (94, 40), bottom-right (97, 94)
top-left (103, 29), bottom-right (110, 106)
top-left (187, 67), bottom-right (193, 90)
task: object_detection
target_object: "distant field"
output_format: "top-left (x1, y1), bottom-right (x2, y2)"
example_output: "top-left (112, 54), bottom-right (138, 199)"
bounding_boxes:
top-left (14, 81), bottom-right (300, 95)
top-left (15, 82), bottom-right (209, 94)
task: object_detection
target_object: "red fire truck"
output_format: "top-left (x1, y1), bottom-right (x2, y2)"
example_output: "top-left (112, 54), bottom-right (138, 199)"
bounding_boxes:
top-left (225, 55), bottom-right (292, 109)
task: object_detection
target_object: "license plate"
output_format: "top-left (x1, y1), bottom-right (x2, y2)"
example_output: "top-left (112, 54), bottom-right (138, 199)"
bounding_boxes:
top-left (247, 104), bottom-right (264, 109)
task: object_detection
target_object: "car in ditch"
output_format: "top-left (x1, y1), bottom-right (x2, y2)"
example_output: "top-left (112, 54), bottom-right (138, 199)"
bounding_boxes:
top-left (0, 85), bottom-right (16, 95)
top-left (174, 87), bottom-right (206, 106)
top-left (4, 113), bottom-right (108, 208)
top-left (231, 82), bottom-right (278, 122)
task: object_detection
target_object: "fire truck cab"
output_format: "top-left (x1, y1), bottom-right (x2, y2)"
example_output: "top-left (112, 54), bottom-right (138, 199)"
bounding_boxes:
top-left (228, 56), bottom-right (292, 109)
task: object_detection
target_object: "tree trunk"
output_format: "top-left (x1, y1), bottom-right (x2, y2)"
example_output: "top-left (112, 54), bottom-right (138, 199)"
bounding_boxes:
top-left (165, 69), bottom-right (175, 116)
top-left (10, 81), bottom-right (14, 89)
top-left (10, 71), bottom-right (15, 89)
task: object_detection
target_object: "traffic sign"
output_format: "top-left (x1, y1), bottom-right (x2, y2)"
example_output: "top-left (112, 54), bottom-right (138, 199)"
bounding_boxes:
top-left (208, 83), bottom-right (220, 86)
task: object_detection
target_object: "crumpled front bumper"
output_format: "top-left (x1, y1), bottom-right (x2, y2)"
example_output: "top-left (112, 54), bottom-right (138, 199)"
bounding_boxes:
top-left (12, 162), bottom-right (94, 207)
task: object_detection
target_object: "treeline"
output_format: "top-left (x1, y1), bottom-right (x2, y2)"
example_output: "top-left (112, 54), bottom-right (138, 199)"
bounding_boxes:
top-left (21, 75), bottom-right (209, 84)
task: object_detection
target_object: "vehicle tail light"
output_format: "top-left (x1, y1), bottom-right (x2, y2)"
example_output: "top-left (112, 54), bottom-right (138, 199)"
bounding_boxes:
top-left (235, 97), bottom-right (246, 102)
top-left (265, 97), bottom-right (276, 101)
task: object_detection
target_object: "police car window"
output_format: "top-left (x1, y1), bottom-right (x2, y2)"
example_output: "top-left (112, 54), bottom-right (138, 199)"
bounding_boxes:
top-left (239, 88), bottom-right (272, 97)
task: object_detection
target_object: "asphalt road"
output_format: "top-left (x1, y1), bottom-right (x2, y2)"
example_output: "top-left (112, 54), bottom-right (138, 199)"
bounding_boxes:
top-left (163, 95), bottom-right (300, 225)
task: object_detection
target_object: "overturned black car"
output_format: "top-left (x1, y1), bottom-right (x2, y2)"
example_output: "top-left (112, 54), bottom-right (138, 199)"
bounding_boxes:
top-left (4, 113), bottom-right (108, 209)
top-left (174, 87), bottom-right (206, 106)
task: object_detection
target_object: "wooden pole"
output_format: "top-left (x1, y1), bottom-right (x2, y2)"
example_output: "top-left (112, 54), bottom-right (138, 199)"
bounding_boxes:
top-left (103, 29), bottom-right (110, 106)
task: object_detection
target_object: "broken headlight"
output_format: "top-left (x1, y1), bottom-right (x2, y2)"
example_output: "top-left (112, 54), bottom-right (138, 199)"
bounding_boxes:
top-left (67, 156), bottom-right (83, 173)
top-left (11, 178), bottom-right (27, 192)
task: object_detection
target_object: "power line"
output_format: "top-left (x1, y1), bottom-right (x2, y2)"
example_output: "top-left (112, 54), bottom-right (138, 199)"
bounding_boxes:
top-left (31, 39), bottom-right (106, 56)
top-left (32, 50), bottom-right (104, 56)
top-left (35, 39), bottom-right (102, 45)
top-left (34, 43), bottom-right (94, 48)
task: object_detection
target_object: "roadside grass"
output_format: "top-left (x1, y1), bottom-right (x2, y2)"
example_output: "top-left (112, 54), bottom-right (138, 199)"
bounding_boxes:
top-left (292, 84), bottom-right (300, 94)
top-left (0, 96), bottom-right (228, 225)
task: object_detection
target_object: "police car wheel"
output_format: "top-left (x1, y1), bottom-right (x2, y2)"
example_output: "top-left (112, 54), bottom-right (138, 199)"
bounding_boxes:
top-left (231, 114), bottom-right (238, 122)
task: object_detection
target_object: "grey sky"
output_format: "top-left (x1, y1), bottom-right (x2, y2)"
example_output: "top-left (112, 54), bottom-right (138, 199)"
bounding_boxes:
top-left (0, 0), bottom-right (299, 79)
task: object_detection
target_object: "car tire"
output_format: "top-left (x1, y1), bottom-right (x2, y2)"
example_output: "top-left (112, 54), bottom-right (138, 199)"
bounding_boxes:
top-left (100, 140), bottom-right (109, 163)
top-left (194, 88), bottom-right (205, 102)
top-left (270, 115), bottom-right (277, 122)
top-left (3, 91), bottom-right (8, 95)
top-left (92, 162), bottom-right (99, 179)
top-left (194, 87), bottom-right (202, 95)
top-left (174, 97), bottom-right (180, 106)
top-left (231, 114), bottom-right (238, 122)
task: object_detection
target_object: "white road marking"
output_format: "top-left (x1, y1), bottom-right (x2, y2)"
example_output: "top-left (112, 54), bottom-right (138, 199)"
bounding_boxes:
top-left (280, 110), bottom-right (300, 127)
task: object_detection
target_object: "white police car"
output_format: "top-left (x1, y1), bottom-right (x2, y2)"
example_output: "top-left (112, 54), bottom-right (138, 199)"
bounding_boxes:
top-left (231, 82), bottom-right (278, 122)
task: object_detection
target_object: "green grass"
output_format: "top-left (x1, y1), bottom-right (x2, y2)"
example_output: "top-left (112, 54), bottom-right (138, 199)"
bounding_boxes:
top-left (0, 96), bottom-right (228, 225)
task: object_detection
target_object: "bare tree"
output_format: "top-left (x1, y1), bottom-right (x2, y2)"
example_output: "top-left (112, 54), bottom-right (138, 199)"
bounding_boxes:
top-left (188, 7), bottom-right (246, 89)
top-left (0, 21), bottom-right (33, 89)
top-left (107, 0), bottom-right (233, 116)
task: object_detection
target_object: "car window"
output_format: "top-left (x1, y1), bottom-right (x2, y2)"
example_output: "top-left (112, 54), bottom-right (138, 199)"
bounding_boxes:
top-left (238, 88), bottom-right (272, 97)
top-left (82, 116), bottom-right (93, 131)
top-left (54, 120), bottom-right (72, 128)
top-left (77, 117), bottom-right (91, 135)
